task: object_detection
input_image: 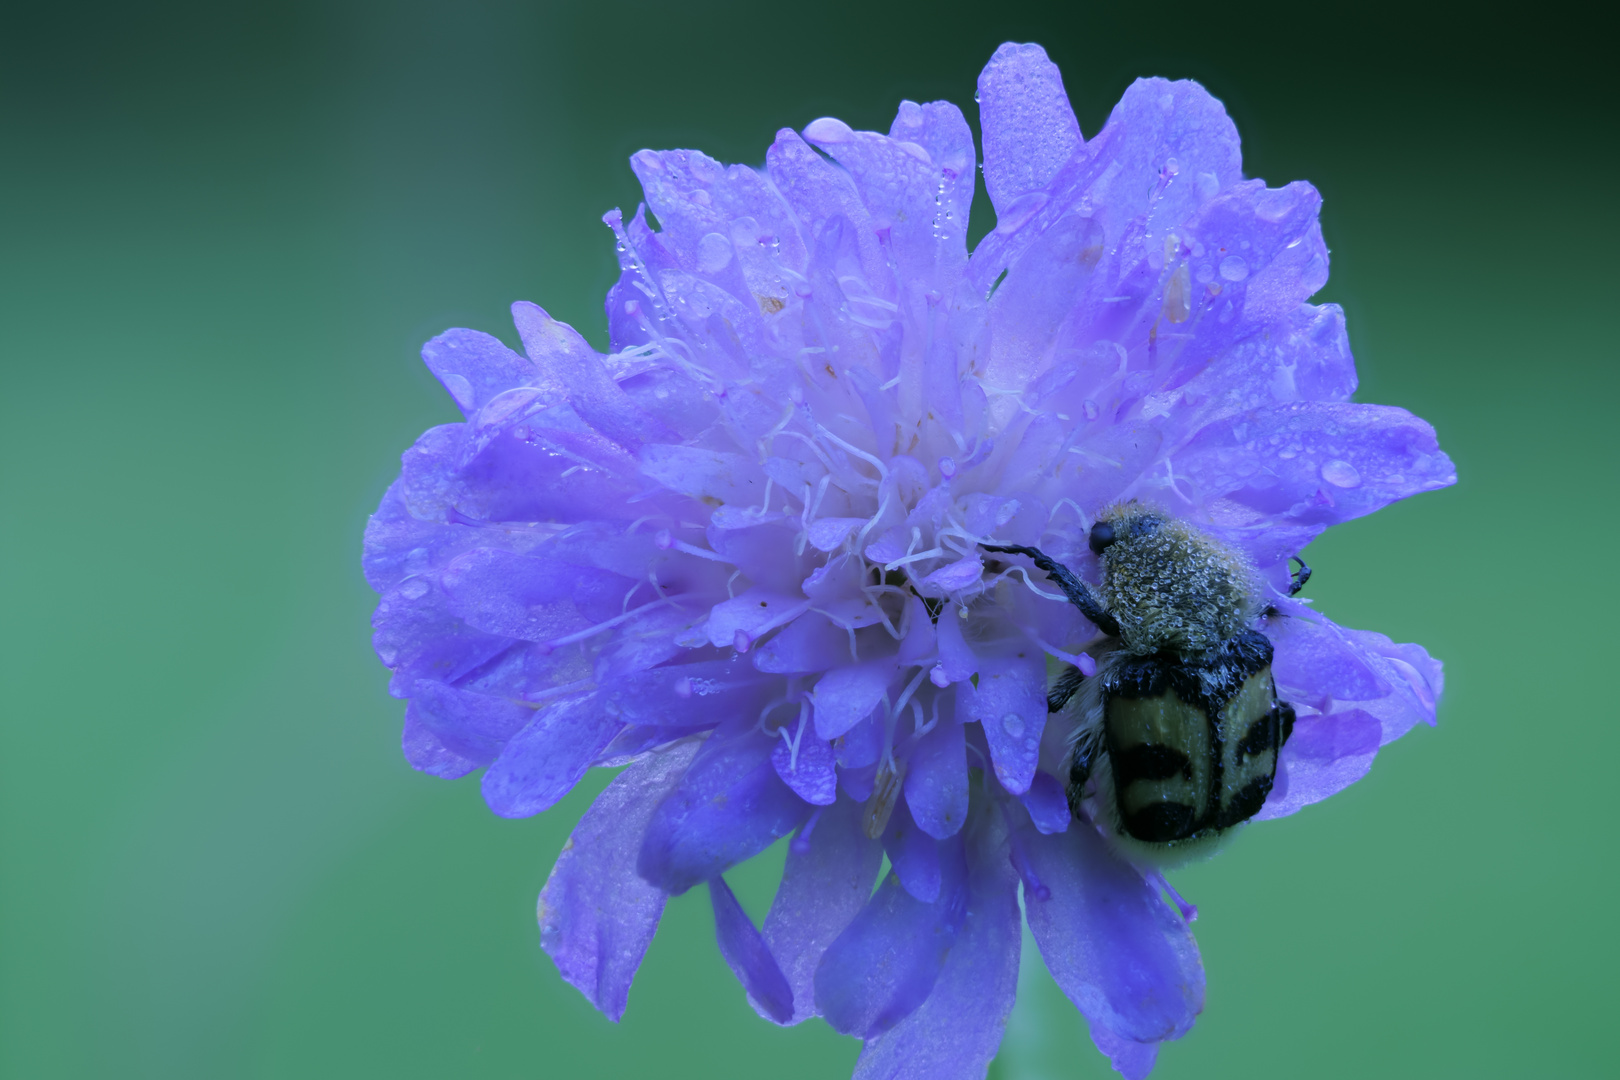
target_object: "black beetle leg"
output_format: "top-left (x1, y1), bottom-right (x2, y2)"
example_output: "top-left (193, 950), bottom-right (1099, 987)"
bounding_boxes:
top-left (1288, 555), bottom-right (1312, 596)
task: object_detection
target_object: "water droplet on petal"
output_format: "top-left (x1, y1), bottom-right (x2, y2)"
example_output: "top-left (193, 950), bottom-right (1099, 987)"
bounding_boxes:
top-left (400, 578), bottom-right (429, 600)
top-left (1321, 459), bottom-right (1362, 488)
top-left (1002, 713), bottom-right (1025, 737)
top-left (1219, 255), bottom-right (1249, 281)
top-left (930, 665), bottom-right (950, 688)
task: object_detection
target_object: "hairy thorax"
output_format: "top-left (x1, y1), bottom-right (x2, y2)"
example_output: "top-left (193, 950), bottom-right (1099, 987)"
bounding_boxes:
top-left (1098, 509), bottom-right (1256, 656)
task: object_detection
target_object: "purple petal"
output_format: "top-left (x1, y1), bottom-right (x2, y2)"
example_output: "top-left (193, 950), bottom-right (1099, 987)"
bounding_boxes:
top-left (814, 837), bottom-right (969, 1038)
top-left (933, 607), bottom-right (978, 684)
top-left (1090, 77), bottom-right (1243, 255)
top-left (883, 801), bottom-right (942, 903)
top-left (421, 328), bottom-right (538, 418)
top-left (481, 695), bottom-right (620, 819)
top-left (410, 678), bottom-right (534, 763)
top-left (401, 702), bottom-right (480, 779)
top-left (977, 42), bottom-right (1083, 214)
top-left (1090, 1023), bottom-right (1160, 1080)
top-left (772, 727), bottom-right (838, 806)
top-left (956, 647), bottom-right (1047, 794)
top-left (765, 127), bottom-right (885, 289)
top-left (637, 720), bottom-right (812, 894)
top-left (805, 109), bottom-right (970, 287)
top-left (511, 301), bottom-right (670, 447)
top-left (919, 555), bottom-right (983, 592)
top-left (753, 612), bottom-right (851, 674)
top-left (1168, 302), bottom-right (1359, 440)
top-left (904, 716), bottom-right (969, 840)
top-left (1176, 402), bottom-right (1456, 529)
top-left (1337, 625), bottom-right (1444, 743)
top-left (1270, 614), bottom-right (1391, 703)
top-left (1255, 707), bottom-right (1382, 821)
top-left (709, 876), bottom-right (794, 1024)
top-left (897, 596), bottom-right (937, 666)
top-left (709, 522), bottom-right (811, 594)
top-left (1021, 820), bottom-right (1204, 1043)
top-left (538, 740), bottom-right (699, 1021)
top-left (850, 799), bottom-right (1021, 1080)
top-left (440, 548), bottom-right (629, 642)
top-left (702, 588), bottom-right (811, 650)
top-left (1019, 770), bottom-right (1072, 834)
top-left (812, 657), bottom-right (899, 739)
top-left (597, 656), bottom-right (775, 732)
top-left (629, 147), bottom-right (806, 288)
top-left (639, 443), bottom-right (769, 506)
top-left (764, 797), bottom-right (884, 1024)
top-left (808, 516), bottom-right (867, 552)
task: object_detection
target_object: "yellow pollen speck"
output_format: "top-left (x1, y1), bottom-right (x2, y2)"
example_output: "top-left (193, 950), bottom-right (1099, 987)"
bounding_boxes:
top-left (1164, 263), bottom-right (1191, 323)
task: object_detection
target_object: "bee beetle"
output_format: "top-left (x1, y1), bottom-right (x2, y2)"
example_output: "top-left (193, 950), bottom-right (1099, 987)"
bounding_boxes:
top-left (985, 502), bottom-right (1309, 864)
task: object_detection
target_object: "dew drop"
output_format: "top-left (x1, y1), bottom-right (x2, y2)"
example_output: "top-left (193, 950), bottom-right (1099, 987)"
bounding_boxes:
top-left (1219, 255), bottom-right (1249, 281)
top-left (1083, 399), bottom-right (1099, 420)
top-left (1320, 459), bottom-right (1362, 488)
top-left (1001, 713), bottom-right (1025, 737)
top-left (400, 577), bottom-right (429, 600)
top-left (938, 455), bottom-right (957, 479)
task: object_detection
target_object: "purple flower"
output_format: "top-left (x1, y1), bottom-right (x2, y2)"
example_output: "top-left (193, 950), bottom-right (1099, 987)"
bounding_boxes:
top-left (364, 42), bottom-right (1453, 1078)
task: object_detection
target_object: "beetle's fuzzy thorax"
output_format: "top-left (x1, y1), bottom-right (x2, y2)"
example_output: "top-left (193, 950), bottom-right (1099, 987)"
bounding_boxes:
top-left (1097, 502), bottom-right (1258, 656)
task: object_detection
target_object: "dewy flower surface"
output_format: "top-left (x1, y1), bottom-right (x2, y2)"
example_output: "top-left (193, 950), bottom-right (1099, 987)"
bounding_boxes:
top-left (364, 42), bottom-right (1453, 1079)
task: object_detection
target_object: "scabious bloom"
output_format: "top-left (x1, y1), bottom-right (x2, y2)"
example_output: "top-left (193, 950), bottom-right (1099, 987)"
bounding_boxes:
top-left (364, 43), bottom-right (1453, 1078)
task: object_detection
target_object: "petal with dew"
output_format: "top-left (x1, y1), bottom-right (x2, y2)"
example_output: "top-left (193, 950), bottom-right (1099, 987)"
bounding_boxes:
top-left (812, 656), bottom-right (899, 739)
top-left (1338, 625), bottom-right (1444, 743)
top-left (1177, 401), bottom-right (1455, 530)
top-left (904, 715), bottom-right (969, 840)
top-left (1021, 820), bottom-right (1204, 1044)
top-left (512, 301), bottom-right (672, 447)
top-left (638, 719), bottom-right (812, 894)
top-left (977, 41), bottom-right (1084, 215)
top-left (814, 836), bottom-right (969, 1038)
top-left (401, 702), bottom-right (481, 779)
top-left (421, 328), bottom-right (539, 419)
top-left (1270, 614), bottom-right (1391, 704)
top-left (764, 797), bottom-right (884, 1025)
top-left (851, 795), bottom-right (1021, 1080)
top-left (772, 727), bottom-right (838, 806)
top-left (957, 647), bottom-right (1047, 795)
top-left (538, 740), bottom-right (699, 1022)
top-left (482, 695), bottom-right (621, 819)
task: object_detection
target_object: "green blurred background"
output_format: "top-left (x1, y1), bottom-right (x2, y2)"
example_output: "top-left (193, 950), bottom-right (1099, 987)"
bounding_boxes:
top-left (2, 2), bottom-right (1613, 1076)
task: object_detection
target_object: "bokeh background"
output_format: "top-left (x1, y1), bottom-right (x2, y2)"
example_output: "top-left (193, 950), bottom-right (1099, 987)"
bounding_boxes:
top-left (3, 2), bottom-right (1614, 1077)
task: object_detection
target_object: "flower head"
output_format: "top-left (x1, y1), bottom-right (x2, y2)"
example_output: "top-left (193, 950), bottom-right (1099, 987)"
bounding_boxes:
top-left (365, 42), bottom-right (1453, 1078)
